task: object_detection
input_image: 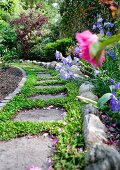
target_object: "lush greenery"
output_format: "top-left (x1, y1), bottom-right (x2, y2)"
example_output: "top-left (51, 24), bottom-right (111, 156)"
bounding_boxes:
top-left (44, 38), bottom-right (73, 61)
top-left (0, 62), bottom-right (85, 169)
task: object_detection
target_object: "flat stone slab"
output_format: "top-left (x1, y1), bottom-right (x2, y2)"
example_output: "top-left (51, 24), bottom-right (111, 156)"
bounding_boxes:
top-left (35, 85), bottom-right (63, 89)
top-left (29, 93), bottom-right (66, 100)
top-left (13, 107), bottom-right (65, 122)
top-left (37, 73), bottom-right (51, 78)
top-left (0, 136), bottom-right (53, 170)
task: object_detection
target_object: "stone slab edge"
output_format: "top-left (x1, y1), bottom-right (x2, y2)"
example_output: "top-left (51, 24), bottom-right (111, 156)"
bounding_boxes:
top-left (0, 66), bottom-right (26, 110)
top-left (79, 81), bottom-right (120, 169)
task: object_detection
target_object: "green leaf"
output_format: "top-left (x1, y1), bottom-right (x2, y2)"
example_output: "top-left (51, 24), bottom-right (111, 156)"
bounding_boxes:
top-left (97, 93), bottom-right (112, 109)
top-left (90, 42), bottom-right (101, 59)
top-left (77, 96), bottom-right (97, 108)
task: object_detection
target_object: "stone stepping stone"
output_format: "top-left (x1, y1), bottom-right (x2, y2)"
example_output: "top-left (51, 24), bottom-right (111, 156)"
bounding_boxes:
top-left (37, 73), bottom-right (51, 78)
top-left (35, 85), bottom-right (64, 89)
top-left (13, 107), bottom-right (65, 122)
top-left (29, 93), bottom-right (66, 100)
top-left (0, 136), bottom-right (53, 170)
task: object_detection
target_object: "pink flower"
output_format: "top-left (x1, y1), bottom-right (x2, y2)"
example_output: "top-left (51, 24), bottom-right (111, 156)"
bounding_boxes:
top-left (76, 30), bottom-right (105, 67)
top-left (28, 165), bottom-right (41, 170)
top-left (52, 138), bottom-right (58, 147)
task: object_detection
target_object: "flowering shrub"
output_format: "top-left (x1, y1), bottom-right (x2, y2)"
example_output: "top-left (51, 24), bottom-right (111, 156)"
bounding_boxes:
top-left (76, 30), bottom-right (105, 67)
top-left (55, 50), bottom-right (81, 80)
top-left (55, 16), bottom-right (120, 115)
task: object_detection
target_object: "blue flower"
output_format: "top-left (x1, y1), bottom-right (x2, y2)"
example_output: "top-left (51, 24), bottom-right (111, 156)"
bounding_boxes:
top-left (55, 63), bottom-right (62, 72)
top-left (92, 25), bottom-right (97, 30)
top-left (74, 46), bottom-right (80, 54)
top-left (73, 57), bottom-right (79, 63)
top-left (109, 79), bottom-right (114, 84)
top-left (112, 83), bottom-right (120, 90)
top-left (97, 18), bottom-right (103, 23)
top-left (104, 22), bottom-right (114, 28)
top-left (60, 69), bottom-right (70, 80)
top-left (55, 50), bottom-right (60, 60)
top-left (106, 50), bottom-right (116, 59)
top-left (110, 95), bottom-right (117, 111)
top-left (94, 69), bottom-right (99, 77)
top-left (96, 23), bottom-right (103, 30)
top-left (106, 31), bottom-right (111, 37)
top-left (110, 95), bottom-right (120, 112)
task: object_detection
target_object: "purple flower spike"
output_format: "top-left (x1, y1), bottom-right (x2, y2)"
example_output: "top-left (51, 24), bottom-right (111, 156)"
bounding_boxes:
top-left (110, 95), bottom-right (117, 112)
top-left (94, 69), bottom-right (99, 77)
top-left (55, 50), bottom-right (60, 60)
top-left (60, 69), bottom-right (70, 80)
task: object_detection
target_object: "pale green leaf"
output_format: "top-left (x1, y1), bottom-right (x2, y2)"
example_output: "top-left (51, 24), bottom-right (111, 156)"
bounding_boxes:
top-left (97, 93), bottom-right (112, 109)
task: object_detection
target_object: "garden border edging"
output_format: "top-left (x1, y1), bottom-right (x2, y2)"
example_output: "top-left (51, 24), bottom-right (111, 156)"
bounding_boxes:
top-left (79, 81), bottom-right (120, 170)
top-left (0, 66), bottom-right (26, 110)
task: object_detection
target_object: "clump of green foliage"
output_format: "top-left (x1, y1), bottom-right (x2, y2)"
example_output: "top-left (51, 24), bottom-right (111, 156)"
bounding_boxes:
top-left (44, 38), bottom-right (74, 61)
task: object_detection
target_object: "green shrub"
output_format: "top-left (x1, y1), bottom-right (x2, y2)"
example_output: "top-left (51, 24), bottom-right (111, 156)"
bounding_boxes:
top-left (44, 38), bottom-right (74, 61)
top-left (0, 20), bottom-right (17, 67)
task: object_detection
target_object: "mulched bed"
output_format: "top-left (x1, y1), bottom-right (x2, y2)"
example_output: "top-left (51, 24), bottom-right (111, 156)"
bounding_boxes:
top-left (0, 67), bottom-right (22, 101)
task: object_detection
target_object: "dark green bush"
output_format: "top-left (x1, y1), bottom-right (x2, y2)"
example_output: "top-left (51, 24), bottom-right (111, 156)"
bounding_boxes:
top-left (44, 38), bottom-right (74, 61)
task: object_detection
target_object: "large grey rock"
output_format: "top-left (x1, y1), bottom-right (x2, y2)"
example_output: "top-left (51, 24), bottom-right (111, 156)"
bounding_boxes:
top-left (69, 65), bottom-right (82, 75)
top-left (84, 114), bottom-right (107, 148)
top-left (50, 61), bottom-right (57, 68)
top-left (46, 62), bottom-right (51, 69)
top-left (79, 82), bottom-right (94, 94)
top-left (80, 91), bottom-right (98, 101)
top-left (82, 104), bottom-right (98, 117)
top-left (85, 144), bottom-right (120, 170)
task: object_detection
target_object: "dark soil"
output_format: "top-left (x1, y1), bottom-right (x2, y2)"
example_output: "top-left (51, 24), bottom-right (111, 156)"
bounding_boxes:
top-left (0, 67), bottom-right (22, 101)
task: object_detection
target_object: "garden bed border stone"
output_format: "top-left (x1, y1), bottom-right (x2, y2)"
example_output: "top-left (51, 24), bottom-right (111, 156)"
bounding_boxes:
top-left (0, 66), bottom-right (26, 110)
top-left (79, 81), bottom-right (120, 169)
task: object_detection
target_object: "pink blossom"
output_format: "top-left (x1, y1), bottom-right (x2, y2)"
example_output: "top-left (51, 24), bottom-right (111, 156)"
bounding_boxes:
top-left (52, 138), bottom-right (58, 147)
top-left (28, 165), bottom-right (41, 170)
top-left (76, 30), bottom-right (105, 67)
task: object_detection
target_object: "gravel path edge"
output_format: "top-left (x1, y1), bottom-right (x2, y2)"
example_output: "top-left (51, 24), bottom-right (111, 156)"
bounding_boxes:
top-left (0, 66), bottom-right (26, 110)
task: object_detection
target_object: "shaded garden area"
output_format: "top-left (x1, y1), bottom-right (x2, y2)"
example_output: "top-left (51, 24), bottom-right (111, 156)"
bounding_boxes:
top-left (0, 0), bottom-right (120, 170)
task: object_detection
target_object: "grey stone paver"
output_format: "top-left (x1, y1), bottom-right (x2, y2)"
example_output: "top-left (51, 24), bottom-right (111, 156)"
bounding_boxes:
top-left (35, 85), bottom-right (63, 89)
top-left (13, 108), bottom-right (65, 122)
top-left (0, 136), bottom-right (53, 170)
top-left (37, 73), bottom-right (51, 78)
top-left (29, 93), bottom-right (66, 100)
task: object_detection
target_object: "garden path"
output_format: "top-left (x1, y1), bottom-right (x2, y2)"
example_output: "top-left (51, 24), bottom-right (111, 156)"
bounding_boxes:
top-left (0, 72), bottom-right (66, 170)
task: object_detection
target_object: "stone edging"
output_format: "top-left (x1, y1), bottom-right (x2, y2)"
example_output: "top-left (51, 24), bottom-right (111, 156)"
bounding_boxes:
top-left (79, 81), bottom-right (120, 170)
top-left (0, 66), bottom-right (26, 110)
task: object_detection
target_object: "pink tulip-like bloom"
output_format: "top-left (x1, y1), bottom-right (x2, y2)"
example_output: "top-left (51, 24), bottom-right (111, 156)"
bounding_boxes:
top-left (76, 30), bottom-right (105, 67)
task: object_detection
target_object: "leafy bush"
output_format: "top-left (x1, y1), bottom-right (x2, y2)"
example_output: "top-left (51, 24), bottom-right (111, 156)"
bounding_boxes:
top-left (0, 20), bottom-right (17, 67)
top-left (11, 4), bottom-right (48, 59)
top-left (44, 38), bottom-right (74, 61)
